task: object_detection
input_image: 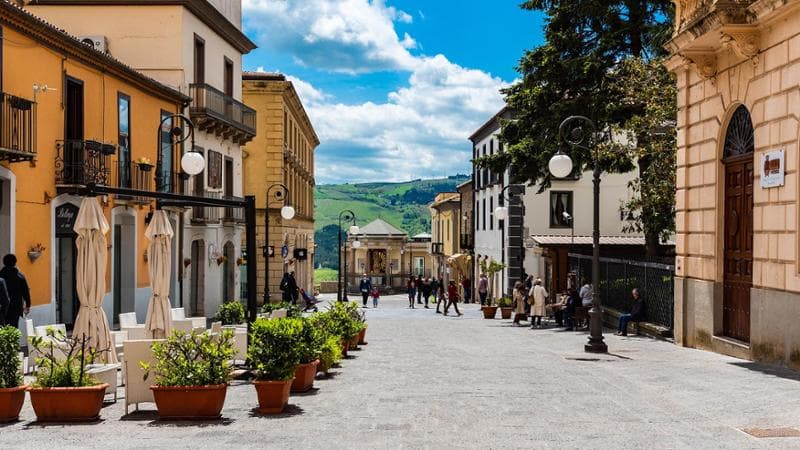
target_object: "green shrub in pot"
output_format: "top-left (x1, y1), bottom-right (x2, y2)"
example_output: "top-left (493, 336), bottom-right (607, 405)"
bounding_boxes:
top-left (248, 318), bottom-right (304, 381)
top-left (0, 326), bottom-right (22, 389)
top-left (214, 301), bottom-right (246, 326)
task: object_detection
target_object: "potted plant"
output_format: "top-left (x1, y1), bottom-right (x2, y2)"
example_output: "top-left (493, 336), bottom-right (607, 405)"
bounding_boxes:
top-left (214, 301), bottom-right (246, 326)
top-left (136, 157), bottom-right (153, 172)
top-left (328, 302), bottom-right (362, 352)
top-left (28, 330), bottom-right (108, 422)
top-left (498, 297), bottom-right (514, 319)
top-left (141, 329), bottom-right (234, 420)
top-left (27, 243), bottom-right (45, 263)
top-left (480, 259), bottom-right (506, 319)
top-left (248, 317), bottom-right (303, 414)
top-left (0, 326), bottom-right (26, 422)
top-left (318, 335), bottom-right (343, 374)
top-left (291, 317), bottom-right (324, 392)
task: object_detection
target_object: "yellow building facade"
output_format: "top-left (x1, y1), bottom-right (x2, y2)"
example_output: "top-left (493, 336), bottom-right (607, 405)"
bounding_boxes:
top-left (0, 3), bottom-right (186, 328)
top-left (242, 72), bottom-right (318, 302)
top-left (429, 192), bottom-right (466, 286)
top-left (667, 0), bottom-right (800, 365)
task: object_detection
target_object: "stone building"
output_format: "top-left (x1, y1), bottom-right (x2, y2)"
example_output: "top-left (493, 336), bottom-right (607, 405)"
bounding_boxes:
top-left (242, 72), bottom-right (318, 303)
top-left (667, 0), bottom-right (800, 365)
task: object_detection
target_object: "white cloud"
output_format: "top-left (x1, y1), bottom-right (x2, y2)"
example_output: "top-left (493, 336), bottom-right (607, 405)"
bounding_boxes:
top-left (301, 56), bottom-right (508, 183)
top-left (243, 0), bottom-right (418, 73)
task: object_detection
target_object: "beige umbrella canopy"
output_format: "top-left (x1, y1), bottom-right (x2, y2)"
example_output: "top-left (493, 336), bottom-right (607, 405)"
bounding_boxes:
top-left (72, 197), bottom-right (116, 363)
top-left (144, 210), bottom-right (174, 339)
top-left (447, 253), bottom-right (471, 279)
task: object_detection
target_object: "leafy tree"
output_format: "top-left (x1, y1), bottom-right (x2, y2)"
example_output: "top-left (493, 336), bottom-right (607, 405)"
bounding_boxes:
top-left (479, 0), bottom-right (674, 255)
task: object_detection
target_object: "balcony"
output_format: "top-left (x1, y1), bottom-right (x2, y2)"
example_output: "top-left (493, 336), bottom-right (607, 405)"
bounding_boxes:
top-left (460, 234), bottom-right (474, 251)
top-left (189, 83), bottom-right (256, 144)
top-left (191, 191), bottom-right (222, 224)
top-left (0, 93), bottom-right (36, 163)
top-left (431, 243), bottom-right (444, 255)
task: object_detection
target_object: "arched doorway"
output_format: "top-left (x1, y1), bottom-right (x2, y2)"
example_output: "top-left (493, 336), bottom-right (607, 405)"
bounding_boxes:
top-left (222, 241), bottom-right (235, 302)
top-left (112, 208), bottom-right (137, 325)
top-left (722, 105), bottom-right (754, 343)
top-left (189, 239), bottom-right (205, 317)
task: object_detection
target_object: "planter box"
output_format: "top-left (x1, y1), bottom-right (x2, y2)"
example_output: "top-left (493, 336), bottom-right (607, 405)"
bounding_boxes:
top-left (481, 306), bottom-right (498, 319)
top-left (29, 384), bottom-right (108, 422)
top-left (357, 327), bottom-right (368, 345)
top-left (291, 360), bottom-right (319, 393)
top-left (500, 307), bottom-right (513, 319)
top-left (254, 379), bottom-right (293, 415)
top-left (151, 384), bottom-right (227, 420)
top-left (0, 385), bottom-right (27, 422)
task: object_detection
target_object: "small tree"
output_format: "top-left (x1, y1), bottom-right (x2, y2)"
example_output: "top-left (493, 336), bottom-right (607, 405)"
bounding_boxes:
top-left (479, 259), bottom-right (506, 306)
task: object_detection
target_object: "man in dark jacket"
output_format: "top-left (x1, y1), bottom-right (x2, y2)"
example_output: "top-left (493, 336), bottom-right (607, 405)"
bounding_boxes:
top-left (359, 274), bottom-right (372, 308)
top-left (416, 275), bottom-right (423, 304)
top-left (0, 254), bottom-right (30, 329)
top-left (616, 288), bottom-right (645, 336)
top-left (0, 278), bottom-right (9, 326)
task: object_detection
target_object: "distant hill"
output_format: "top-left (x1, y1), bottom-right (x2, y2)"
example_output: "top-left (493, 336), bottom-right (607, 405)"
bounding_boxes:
top-left (314, 175), bottom-right (470, 270)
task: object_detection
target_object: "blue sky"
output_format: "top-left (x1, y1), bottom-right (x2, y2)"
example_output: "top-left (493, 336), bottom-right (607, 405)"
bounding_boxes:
top-left (241, 1), bottom-right (545, 184)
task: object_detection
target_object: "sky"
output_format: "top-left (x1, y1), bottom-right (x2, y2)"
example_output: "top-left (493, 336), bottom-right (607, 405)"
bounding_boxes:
top-left (241, 0), bottom-right (546, 185)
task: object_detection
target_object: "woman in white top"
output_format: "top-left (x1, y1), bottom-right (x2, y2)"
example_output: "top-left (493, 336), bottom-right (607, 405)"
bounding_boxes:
top-left (528, 279), bottom-right (548, 328)
top-left (579, 278), bottom-right (593, 307)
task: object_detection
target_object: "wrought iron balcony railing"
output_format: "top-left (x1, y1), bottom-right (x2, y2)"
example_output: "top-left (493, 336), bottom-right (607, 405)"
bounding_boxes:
top-left (189, 83), bottom-right (256, 144)
top-left (0, 93), bottom-right (36, 163)
top-left (431, 243), bottom-right (444, 255)
top-left (192, 190), bottom-right (223, 223)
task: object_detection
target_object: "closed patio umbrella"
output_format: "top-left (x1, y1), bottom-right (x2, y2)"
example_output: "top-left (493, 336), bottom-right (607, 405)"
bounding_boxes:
top-left (144, 210), bottom-right (173, 339)
top-left (72, 197), bottom-right (116, 363)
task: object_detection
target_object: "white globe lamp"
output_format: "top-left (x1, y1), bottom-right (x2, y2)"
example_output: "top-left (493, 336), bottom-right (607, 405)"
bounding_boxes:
top-left (494, 206), bottom-right (509, 221)
top-left (352, 239), bottom-right (362, 249)
top-left (548, 152), bottom-right (573, 179)
top-left (181, 151), bottom-right (205, 176)
top-left (349, 225), bottom-right (360, 235)
top-left (280, 205), bottom-right (295, 220)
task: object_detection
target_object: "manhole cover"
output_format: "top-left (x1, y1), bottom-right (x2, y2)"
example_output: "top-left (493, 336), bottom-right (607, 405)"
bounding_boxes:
top-left (742, 427), bottom-right (800, 438)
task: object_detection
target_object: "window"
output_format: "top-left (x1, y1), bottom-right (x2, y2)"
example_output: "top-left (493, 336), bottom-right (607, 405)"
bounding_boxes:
top-left (159, 110), bottom-right (173, 192)
top-left (193, 35), bottom-right (205, 84)
top-left (207, 150), bottom-right (223, 189)
top-left (283, 110), bottom-right (288, 145)
top-left (414, 257), bottom-right (425, 276)
top-left (550, 191), bottom-right (573, 228)
top-left (223, 57), bottom-right (233, 96)
top-left (489, 197), bottom-right (494, 230)
top-left (482, 198), bottom-right (486, 231)
top-left (118, 93), bottom-right (131, 188)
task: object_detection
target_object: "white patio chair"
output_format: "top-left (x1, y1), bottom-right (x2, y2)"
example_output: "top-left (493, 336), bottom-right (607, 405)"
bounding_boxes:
top-left (119, 312), bottom-right (147, 340)
top-left (270, 309), bottom-right (287, 319)
top-left (223, 326), bottom-right (248, 365)
top-left (35, 324), bottom-right (67, 338)
top-left (122, 339), bottom-right (163, 414)
top-left (110, 330), bottom-right (128, 363)
top-left (172, 319), bottom-right (194, 333)
top-left (210, 321), bottom-right (222, 333)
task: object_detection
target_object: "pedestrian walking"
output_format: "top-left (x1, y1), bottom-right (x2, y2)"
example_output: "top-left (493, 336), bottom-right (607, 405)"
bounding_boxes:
top-left (443, 280), bottom-right (462, 316)
top-left (579, 277), bottom-right (593, 307)
top-left (528, 278), bottom-right (548, 328)
top-left (524, 274), bottom-right (534, 315)
top-left (512, 281), bottom-right (527, 326)
top-left (359, 274), bottom-right (372, 308)
top-left (279, 272), bottom-right (293, 302)
top-left (0, 255), bottom-right (30, 329)
top-left (289, 271), bottom-right (300, 305)
top-left (461, 277), bottom-right (472, 303)
top-left (416, 275), bottom-right (423, 304)
top-left (371, 286), bottom-right (381, 308)
top-left (407, 277), bottom-right (417, 309)
top-left (422, 278), bottom-right (433, 310)
top-left (616, 288), bottom-right (645, 336)
top-left (0, 278), bottom-right (9, 326)
top-left (478, 273), bottom-right (489, 306)
top-left (430, 278), bottom-right (440, 307)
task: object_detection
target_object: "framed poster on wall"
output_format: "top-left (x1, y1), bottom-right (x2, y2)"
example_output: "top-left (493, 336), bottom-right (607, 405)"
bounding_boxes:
top-left (760, 149), bottom-right (785, 189)
top-left (207, 150), bottom-right (223, 189)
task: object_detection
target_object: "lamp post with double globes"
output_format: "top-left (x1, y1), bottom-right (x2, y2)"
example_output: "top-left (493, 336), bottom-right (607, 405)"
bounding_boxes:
top-left (548, 115), bottom-right (608, 354)
top-left (263, 184), bottom-right (295, 304)
top-left (337, 210), bottom-right (359, 301)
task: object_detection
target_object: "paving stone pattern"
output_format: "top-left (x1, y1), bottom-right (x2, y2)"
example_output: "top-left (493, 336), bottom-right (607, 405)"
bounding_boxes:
top-left (3, 295), bottom-right (800, 448)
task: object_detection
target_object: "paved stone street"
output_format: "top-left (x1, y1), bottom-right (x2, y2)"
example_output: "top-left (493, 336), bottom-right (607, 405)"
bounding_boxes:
top-left (3, 294), bottom-right (800, 448)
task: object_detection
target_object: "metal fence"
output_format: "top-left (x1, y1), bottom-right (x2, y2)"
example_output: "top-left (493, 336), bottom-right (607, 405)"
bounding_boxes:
top-left (568, 253), bottom-right (674, 331)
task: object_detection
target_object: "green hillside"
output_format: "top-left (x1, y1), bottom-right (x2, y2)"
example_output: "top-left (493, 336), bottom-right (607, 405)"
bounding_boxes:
top-left (314, 175), bottom-right (470, 270)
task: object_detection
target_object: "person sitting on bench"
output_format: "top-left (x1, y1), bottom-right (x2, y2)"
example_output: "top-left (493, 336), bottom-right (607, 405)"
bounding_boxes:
top-left (616, 288), bottom-right (645, 336)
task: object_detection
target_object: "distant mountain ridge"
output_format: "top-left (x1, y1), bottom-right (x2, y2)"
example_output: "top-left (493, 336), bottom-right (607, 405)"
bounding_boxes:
top-left (313, 175), bottom-right (470, 270)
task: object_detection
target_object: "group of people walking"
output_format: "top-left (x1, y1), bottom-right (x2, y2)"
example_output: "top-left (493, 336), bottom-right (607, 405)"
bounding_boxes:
top-left (404, 275), bottom-right (463, 316)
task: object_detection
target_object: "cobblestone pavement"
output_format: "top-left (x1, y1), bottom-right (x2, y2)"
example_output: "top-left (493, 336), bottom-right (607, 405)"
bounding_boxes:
top-left (4, 294), bottom-right (800, 449)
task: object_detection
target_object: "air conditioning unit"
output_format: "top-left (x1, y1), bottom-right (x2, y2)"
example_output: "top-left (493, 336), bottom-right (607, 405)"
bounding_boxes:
top-left (78, 36), bottom-right (109, 54)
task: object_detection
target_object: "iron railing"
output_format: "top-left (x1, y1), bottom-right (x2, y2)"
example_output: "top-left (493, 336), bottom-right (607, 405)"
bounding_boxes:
top-left (189, 83), bottom-right (256, 141)
top-left (223, 195), bottom-right (245, 223)
top-left (569, 253), bottom-right (674, 332)
top-left (460, 234), bottom-right (474, 250)
top-left (192, 190), bottom-right (222, 223)
top-left (0, 93), bottom-right (36, 162)
top-left (431, 243), bottom-right (444, 255)
top-left (55, 140), bottom-right (112, 186)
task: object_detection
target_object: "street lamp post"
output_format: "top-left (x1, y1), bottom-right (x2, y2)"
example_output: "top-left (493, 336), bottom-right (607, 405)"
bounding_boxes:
top-left (548, 115), bottom-right (608, 354)
top-left (263, 184), bottom-right (295, 305)
top-left (337, 210), bottom-right (359, 301)
top-left (494, 184), bottom-right (525, 296)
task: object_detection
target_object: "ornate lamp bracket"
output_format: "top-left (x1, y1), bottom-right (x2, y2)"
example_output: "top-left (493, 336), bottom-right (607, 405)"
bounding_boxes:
top-left (682, 49), bottom-right (718, 80)
top-left (721, 25), bottom-right (760, 63)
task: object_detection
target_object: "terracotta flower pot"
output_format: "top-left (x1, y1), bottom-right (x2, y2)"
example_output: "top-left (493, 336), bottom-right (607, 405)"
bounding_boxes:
top-left (500, 307), bottom-right (513, 319)
top-left (291, 360), bottom-right (319, 392)
top-left (253, 379), bottom-right (293, 415)
top-left (349, 334), bottom-right (360, 350)
top-left (357, 327), bottom-right (368, 345)
top-left (341, 340), bottom-right (349, 357)
top-left (151, 384), bottom-right (228, 420)
top-left (481, 306), bottom-right (498, 319)
top-left (29, 384), bottom-right (109, 422)
top-left (0, 385), bottom-right (27, 422)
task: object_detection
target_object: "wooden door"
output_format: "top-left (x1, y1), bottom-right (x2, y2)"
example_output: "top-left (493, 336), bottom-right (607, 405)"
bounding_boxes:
top-left (723, 155), bottom-right (753, 342)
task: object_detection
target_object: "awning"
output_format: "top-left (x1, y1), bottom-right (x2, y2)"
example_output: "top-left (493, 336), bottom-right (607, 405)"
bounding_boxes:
top-left (529, 235), bottom-right (649, 246)
top-left (447, 253), bottom-right (472, 277)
